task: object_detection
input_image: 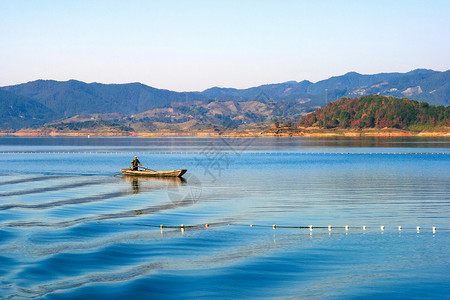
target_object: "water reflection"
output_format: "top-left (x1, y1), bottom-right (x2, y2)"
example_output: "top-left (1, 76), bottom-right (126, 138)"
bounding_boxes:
top-left (132, 178), bottom-right (139, 194)
top-left (1, 136), bottom-right (448, 154)
top-left (120, 175), bottom-right (185, 195)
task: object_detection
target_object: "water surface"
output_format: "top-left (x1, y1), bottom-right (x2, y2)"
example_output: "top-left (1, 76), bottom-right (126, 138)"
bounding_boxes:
top-left (0, 137), bottom-right (449, 299)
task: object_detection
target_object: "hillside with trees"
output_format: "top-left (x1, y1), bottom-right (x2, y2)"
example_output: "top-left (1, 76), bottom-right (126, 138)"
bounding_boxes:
top-left (0, 89), bottom-right (56, 130)
top-left (298, 95), bottom-right (449, 131)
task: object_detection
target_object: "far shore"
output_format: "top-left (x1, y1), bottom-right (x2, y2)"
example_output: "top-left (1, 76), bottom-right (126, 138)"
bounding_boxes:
top-left (0, 127), bottom-right (449, 138)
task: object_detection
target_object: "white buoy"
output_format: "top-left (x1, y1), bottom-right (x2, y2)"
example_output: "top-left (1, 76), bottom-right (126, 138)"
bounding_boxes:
top-left (250, 224), bottom-right (253, 227)
top-left (398, 226), bottom-right (402, 231)
top-left (181, 224), bottom-right (185, 228)
top-left (363, 226), bottom-right (367, 230)
top-left (205, 224), bottom-right (209, 228)
top-left (328, 225), bottom-right (332, 231)
top-left (309, 225), bottom-right (313, 231)
top-left (380, 226), bottom-right (385, 231)
top-left (272, 224), bottom-right (276, 229)
top-left (160, 224), bottom-right (163, 229)
top-left (432, 227), bottom-right (436, 233)
top-left (345, 225), bottom-right (349, 230)
top-left (416, 226), bottom-right (420, 231)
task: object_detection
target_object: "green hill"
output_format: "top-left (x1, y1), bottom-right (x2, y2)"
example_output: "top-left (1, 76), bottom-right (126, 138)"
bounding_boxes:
top-left (0, 89), bottom-right (56, 130)
top-left (298, 95), bottom-right (449, 131)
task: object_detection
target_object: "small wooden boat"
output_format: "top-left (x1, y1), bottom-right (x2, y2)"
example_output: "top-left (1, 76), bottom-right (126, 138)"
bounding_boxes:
top-left (120, 168), bottom-right (187, 178)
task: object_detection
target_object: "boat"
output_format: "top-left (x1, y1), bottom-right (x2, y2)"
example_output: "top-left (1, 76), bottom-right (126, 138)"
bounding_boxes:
top-left (119, 168), bottom-right (187, 178)
top-left (120, 175), bottom-right (185, 183)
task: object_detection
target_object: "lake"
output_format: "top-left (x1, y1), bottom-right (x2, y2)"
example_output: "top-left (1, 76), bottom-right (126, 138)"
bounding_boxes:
top-left (0, 136), bottom-right (449, 299)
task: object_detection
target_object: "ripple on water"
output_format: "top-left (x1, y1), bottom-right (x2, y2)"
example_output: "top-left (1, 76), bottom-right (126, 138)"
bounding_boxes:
top-left (0, 138), bottom-right (449, 299)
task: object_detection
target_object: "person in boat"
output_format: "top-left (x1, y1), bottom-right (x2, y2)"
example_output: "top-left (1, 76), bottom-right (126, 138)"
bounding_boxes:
top-left (131, 156), bottom-right (142, 171)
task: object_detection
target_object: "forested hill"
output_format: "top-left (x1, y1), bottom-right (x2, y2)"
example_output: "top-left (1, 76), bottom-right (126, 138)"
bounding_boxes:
top-left (0, 89), bottom-right (55, 130)
top-left (298, 95), bottom-right (449, 131)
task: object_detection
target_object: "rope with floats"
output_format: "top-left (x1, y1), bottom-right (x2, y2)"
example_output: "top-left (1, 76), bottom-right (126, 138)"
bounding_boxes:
top-left (128, 222), bottom-right (440, 233)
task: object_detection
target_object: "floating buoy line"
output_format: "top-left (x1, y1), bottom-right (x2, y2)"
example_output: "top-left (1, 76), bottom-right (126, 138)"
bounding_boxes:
top-left (0, 151), bottom-right (448, 155)
top-left (132, 223), bottom-right (441, 234)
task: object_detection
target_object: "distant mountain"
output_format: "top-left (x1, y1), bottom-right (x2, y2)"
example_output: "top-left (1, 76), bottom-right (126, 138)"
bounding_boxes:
top-left (1, 69), bottom-right (449, 131)
top-left (2, 80), bottom-right (206, 118)
top-left (203, 69), bottom-right (449, 106)
top-left (305, 71), bottom-right (414, 95)
top-left (298, 95), bottom-right (449, 131)
top-left (0, 89), bottom-right (55, 130)
top-left (126, 98), bottom-right (307, 132)
top-left (202, 80), bottom-right (314, 101)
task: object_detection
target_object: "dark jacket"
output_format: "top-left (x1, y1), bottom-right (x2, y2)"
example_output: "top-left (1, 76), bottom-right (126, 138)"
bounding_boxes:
top-left (131, 158), bottom-right (141, 167)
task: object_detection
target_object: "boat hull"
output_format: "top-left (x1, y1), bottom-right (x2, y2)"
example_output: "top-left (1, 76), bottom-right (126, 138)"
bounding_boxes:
top-left (120, 169), bottom-right (187, 178)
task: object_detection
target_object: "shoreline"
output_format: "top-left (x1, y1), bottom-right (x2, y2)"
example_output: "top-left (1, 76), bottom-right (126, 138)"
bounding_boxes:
top-left (0, 128), bottom-right (449, 138)
top-left (260, 127), bottom-right (450, 137)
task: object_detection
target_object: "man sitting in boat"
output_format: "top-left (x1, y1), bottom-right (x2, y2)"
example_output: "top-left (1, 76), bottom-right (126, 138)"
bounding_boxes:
top-left (131, 156), bottom-right (142, 171)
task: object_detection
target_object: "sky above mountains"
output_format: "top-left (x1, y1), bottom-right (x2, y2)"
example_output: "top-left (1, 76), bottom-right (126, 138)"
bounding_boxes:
top-left (1, 0), bottom-right (449, 91)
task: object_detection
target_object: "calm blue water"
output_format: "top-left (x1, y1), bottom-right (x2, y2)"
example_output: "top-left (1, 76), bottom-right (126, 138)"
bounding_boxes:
top-left (0, 137), bottom-right (449, 299)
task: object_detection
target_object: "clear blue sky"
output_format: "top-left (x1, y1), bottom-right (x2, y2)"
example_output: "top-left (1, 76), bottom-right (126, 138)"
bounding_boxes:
top-left (1, 0), bottom-right (449, 91)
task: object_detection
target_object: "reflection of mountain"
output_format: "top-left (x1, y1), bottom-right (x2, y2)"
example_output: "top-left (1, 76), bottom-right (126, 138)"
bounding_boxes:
top-left (1, 69), bottom-right (448, 131)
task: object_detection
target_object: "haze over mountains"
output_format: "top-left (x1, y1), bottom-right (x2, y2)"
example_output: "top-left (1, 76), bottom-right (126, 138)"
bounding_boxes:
top-left (1, 69), bottom-right (449, 131)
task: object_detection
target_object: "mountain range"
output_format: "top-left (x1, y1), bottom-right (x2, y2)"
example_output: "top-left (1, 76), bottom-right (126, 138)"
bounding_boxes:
top-left (1, 69), bottom-right (448, 131)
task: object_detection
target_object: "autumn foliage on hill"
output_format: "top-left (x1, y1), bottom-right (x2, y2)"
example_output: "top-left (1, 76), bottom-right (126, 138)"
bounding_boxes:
top-left (298, 95), bottom-right (449, 131)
